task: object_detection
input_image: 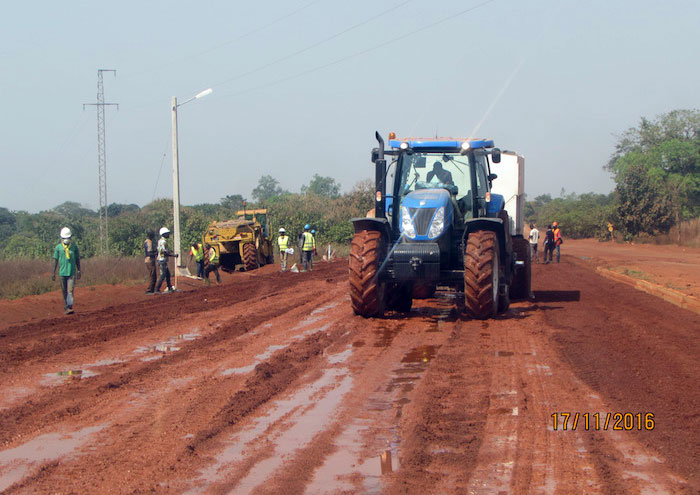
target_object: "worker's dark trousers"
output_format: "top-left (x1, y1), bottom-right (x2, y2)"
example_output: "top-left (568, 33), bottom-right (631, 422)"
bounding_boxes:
top-left (205, 264), bottom-right (221, 284)
top-left (544, 245), bottom-right (554, 263)
top-left (60, 275), bottom-right (75, 310)
top-left (302, 251), bottom-right (313, 271)
top-left (156, 261), bottom-right (172, 291)
top-left (555, 244), bottom-right (561, 263)
top-left (195, 259), bottom-right (205, 278)
top-left (145, 259), bottom-right (157, 292)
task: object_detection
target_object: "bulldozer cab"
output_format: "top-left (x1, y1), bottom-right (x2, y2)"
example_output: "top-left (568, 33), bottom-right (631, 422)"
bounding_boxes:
top-left (236, 208), bottom-right (270, 237)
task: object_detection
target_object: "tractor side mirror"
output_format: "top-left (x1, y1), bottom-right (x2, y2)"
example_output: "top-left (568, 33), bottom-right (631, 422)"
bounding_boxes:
top-left (488, 173), bottom-right (498, 182)
top-left (491, 148), bottom-right (501, 163)
top-left (371, 148), bottom-right (380, 163)
top-left (415, 156), bottom-right (426, 168)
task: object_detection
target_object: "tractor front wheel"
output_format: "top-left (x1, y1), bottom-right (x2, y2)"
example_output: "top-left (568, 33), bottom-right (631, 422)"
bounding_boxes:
top-left (349, 229), bottom-right (386, 317)
top-left (464, 230), bottom-right (500, 319)
top-left (243, 243), bottom-right (259, 271)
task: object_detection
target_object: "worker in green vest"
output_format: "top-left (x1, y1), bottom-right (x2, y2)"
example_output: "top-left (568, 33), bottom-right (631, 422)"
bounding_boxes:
top-left (190, 242), bottom-right (205, 279)
top-left (301, 224), bottom-right (316, 272)
top-left (203, 243), bottom-right (221, 285)
top-left (277, 228), bottom-right (291, 271)
top-left (51, 227), bottom-right (81, 314)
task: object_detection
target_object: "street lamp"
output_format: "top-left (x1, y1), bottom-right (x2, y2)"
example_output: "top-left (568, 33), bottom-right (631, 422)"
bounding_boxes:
top-left (171, 88), bottom-right (212, 285)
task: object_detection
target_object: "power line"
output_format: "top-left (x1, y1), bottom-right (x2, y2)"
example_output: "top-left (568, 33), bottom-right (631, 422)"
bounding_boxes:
top-left (218, 0), bottom-right (497, 99)
top-left (211, 0), bottom-right (412, 89)
top-left (126, 0), bottom-right (327, 80)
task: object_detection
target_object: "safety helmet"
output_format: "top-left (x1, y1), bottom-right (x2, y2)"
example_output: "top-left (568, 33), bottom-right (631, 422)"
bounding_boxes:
top-left (553, 221), bottom-right (558, 227)
top-left (311, 230), bottom-right (316, 235)
top-left (60, 227), bottom-right (72, 239)
top-left (279, 228), bottom-right (286, 233)
top-left (304, 224), bottom-right (311, 230)
top-left (159, 227), bottom-right (170, 236)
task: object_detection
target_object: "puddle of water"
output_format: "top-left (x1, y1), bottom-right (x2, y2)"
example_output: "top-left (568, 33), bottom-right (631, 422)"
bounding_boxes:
top-left (401, 345), bottom-right (439, 363)
top-left (311, 301), bottom-right (339, 315)
top-left (327, 347), bottom-right (353, 365)
top-left (140, 355), bottom-right (162, 362)
top-left (83, 358), bottom-right (124, 367)
top-left (189, 368), bottom-right (353, 494)
top-left (221, 344), bottom-right (289, 376)
top-left (133, 332), bottom-right (201, 355)
top-left (41, 369), bottom-right (99, 387)
top-left (0, 424), bottom-right (106, 492)
top-left (305, 421), bottom-right (400, 495)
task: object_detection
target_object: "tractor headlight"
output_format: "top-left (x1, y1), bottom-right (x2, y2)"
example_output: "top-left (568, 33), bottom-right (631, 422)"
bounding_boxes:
top-left (401, 206), bottom-right (416, 238)
top-left (428, 206), bottom-right (445, 239)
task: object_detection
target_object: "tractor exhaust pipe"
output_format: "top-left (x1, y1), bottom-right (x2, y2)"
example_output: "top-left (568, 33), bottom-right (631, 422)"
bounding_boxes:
top-left (374, 131), bottom-right (386, 219)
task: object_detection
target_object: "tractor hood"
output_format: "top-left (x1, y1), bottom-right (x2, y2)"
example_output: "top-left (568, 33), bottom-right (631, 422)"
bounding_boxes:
top-left (400, 188), bottom-right (453, 240)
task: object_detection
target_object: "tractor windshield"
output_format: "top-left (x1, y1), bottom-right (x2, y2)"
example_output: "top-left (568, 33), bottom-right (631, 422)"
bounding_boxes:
top-left (396, 152), bottom-right (488, 211)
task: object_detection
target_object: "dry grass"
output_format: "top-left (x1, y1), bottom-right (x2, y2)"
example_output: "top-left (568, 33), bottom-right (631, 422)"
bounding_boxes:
top-left (0, 256), bottom-right (146, 300)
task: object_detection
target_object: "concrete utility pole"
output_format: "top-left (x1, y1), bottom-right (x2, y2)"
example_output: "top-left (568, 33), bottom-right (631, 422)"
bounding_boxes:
top-left (84, 69), bottom-right (118, 255)
top-left (170, 88), bottom-right (212, 286)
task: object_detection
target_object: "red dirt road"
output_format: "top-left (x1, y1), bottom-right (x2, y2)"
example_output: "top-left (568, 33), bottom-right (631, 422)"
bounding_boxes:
top-left (0, 253), bottom-right (698, 494)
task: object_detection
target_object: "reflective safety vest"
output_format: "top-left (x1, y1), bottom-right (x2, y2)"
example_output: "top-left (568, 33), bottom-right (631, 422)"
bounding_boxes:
top-left (278, 235), bottom-right (289, 251)
top-left (302, 232), bottom-right (315, 251)
top-left (208, 246), bottom-right (219, 265)
top-left (190, 243), bottom-right (204, 261)
top-left (553, 228), bottom-right (562, 244)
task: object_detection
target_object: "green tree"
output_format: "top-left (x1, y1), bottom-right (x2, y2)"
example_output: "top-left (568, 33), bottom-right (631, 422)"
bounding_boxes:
top-left (220, 194), bottom-right (246, 213)
top-left (252, 175), bottom-right (287, 203)
top-left (607, 109), bottom-right (699, 240)
top-left (0, 207), bottom-right (17, 242)
top-left (301, 174), bottom-right (341, 198)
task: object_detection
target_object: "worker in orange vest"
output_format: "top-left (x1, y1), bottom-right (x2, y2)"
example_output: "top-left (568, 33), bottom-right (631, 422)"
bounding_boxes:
top-left (553, 221), bottom-right (563, 263)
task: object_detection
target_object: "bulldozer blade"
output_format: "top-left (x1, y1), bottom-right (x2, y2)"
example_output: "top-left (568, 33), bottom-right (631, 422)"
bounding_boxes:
top-left (176, 265), bottom-right (201, 280)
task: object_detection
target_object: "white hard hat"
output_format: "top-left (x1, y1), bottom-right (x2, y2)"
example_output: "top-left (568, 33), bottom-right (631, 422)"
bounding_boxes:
top-left (159, 227), bottom-right (170, 236)
top-left (279, 228), bottom-right (286, 233)
top-left (60, 227), bottom-right (72, 239)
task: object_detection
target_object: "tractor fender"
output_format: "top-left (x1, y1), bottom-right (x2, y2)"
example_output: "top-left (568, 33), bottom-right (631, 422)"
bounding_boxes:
top-left (351, 217), bottom-right (392, 243)
top-left (463, 218), bottom-right (508, 262)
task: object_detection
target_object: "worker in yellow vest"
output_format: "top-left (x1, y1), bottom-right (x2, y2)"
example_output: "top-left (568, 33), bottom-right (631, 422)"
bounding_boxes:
top-left (278, 228), bottom-right (291, 271)
top-left (301, 224), bottom-right (316, 272)
top-left (189, 242), bottom-right (205, 278)
top-left (203, 243), bottom-right (221, 285)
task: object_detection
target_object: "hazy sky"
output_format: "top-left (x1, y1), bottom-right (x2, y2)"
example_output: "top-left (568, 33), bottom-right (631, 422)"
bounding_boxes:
top-left (1, 0), bottom-right (698, 212)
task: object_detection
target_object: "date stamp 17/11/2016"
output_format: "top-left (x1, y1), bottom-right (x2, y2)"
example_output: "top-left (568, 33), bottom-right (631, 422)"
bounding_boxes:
top-left (551, 412), bottom-right (655, 431)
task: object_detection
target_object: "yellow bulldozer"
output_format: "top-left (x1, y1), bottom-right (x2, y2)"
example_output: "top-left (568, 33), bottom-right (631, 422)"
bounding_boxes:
top-left (202, 208), bottom-right (274, 272)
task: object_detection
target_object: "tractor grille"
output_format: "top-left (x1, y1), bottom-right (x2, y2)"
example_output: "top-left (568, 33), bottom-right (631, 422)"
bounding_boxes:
top-left (408, 207), bottom-right (436, 236)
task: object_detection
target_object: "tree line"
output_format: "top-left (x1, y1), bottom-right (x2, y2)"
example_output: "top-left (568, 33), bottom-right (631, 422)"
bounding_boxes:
top-left (526, 109), bottom-right (698, 241)
top-left (1, 109), bottom-right (696, 259)
top-left (0, 175), bottom-right (373, 260)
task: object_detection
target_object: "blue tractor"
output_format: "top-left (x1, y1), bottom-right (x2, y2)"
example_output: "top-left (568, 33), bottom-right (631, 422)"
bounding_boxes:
top-left (349, 132), bottom-right (530, 318)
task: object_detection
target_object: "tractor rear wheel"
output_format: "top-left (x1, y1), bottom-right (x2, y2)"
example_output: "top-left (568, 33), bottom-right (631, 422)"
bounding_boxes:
top-left (464, 230), bottom-right (500, 319)
top-left (510, 237), bottom-right (531, 300)
top-left (349, 229), bottom-right (386, 317)
top-left (243, 243), bottom-right (259, 271)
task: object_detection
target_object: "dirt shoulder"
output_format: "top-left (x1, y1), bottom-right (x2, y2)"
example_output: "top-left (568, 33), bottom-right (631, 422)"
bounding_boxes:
top-left (560, 238), bottom-right (700, 298)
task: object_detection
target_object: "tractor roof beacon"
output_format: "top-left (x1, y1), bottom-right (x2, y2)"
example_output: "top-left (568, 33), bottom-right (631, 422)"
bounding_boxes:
top-left (348, 132), bottom-right (530, 319)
